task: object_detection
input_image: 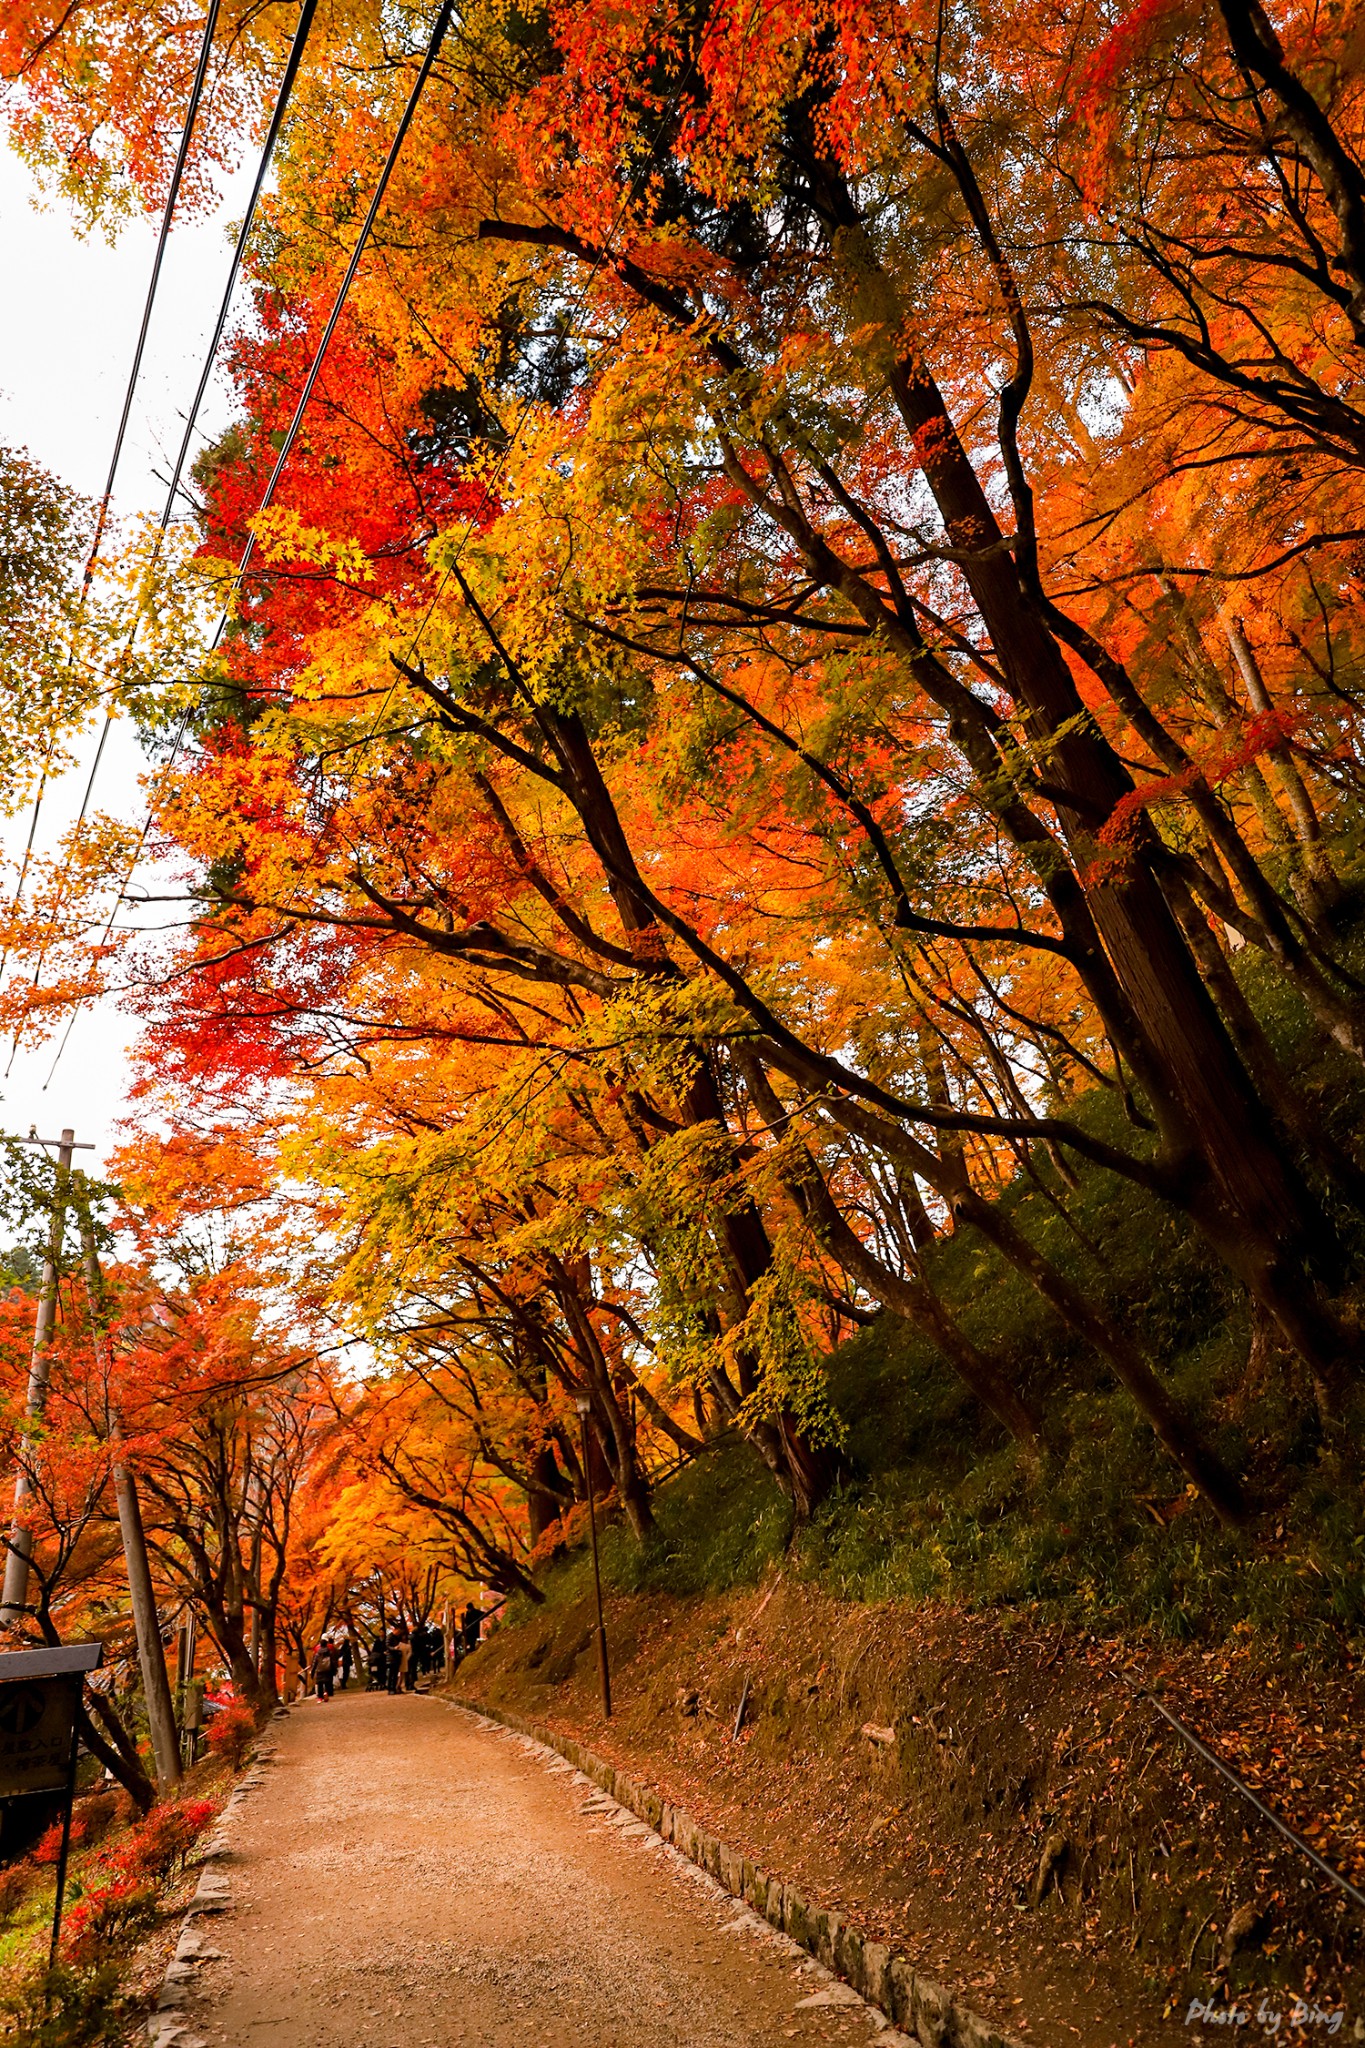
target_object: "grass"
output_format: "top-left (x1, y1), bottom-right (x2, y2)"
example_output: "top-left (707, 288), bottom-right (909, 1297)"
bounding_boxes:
top-left (0, 1772), bottom-right (225, 2045)
top-left (526, 940), bottom-right (1365, 1661)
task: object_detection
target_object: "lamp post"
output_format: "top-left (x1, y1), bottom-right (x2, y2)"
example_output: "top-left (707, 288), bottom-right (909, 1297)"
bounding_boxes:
top-left (575, 1394), bottom-right (611, 1719)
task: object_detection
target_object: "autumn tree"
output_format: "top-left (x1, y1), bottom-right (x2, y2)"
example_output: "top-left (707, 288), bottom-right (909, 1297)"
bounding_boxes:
top-left (6, 0), bottom-right (1365, 1558)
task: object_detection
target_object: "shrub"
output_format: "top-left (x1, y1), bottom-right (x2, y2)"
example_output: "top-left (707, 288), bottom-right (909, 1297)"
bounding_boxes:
top-left (0, 1860), bottom-right (31, 1922)
top-left (105, 1799), bottom-right (218, 1885)
top-left (0, 1961), bottom-right (125, 2045)
top-left (59, 1875), bottom-right (157, 1963)
top-left (56, 1796), bottom-right (219, 1966)
top-left (31, 1820), bottom-right (85, 1867)
top-left (203, 1699), bottom-right (256, 1769)
top-left (30, 1792), bottom-right (127, 1868)
top-left (69, 1792), bottom-right (125, 1851)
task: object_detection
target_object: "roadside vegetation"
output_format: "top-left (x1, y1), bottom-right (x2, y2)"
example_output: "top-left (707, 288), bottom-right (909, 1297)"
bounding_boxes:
top-left (0, 1), bottom-right (1363, 2031)
top-left (0, 1771), bottom-right (226, 2045)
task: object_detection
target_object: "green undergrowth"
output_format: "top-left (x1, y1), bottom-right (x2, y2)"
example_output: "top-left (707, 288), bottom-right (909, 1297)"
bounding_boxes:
top-left (0, 1965), bottom-right (125, 2048)
top-left (529, 940), bottom-right (1365, 1662)
top-left (0, 1778), bottom-right (225, 2045)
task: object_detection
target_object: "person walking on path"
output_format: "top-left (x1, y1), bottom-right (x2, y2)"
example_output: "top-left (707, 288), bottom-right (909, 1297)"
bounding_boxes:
top-left (368, 1632), bottom-right (387, 1692)
top-left (386, 1628), bottom-right (406, 1695)
top-left (338, 1635), bottom-right (353, 1689)
top-left (414, 1620), bottom-right (435, 1679)
top-left (311, 1639), bottom-right (335, 1702)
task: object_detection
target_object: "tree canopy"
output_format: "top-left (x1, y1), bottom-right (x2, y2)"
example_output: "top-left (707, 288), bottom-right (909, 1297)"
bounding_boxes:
top-left (1, 0), bottom-right (1363, 1661)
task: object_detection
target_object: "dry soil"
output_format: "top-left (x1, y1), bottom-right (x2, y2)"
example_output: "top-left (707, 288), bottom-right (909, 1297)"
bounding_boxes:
top-left (459, 1579), bottom-right (1364, 2046)
top-left (183, 1688), bottom-right (901, 2048)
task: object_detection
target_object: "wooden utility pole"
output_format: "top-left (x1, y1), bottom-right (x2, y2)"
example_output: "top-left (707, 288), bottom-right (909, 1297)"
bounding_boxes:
top-left (77, 1186), bottom-right (181, 1786)
top-left (112, 1464), bottom-right (182, 1786)
top-left (1, 1129), bottom-right (93, 1622)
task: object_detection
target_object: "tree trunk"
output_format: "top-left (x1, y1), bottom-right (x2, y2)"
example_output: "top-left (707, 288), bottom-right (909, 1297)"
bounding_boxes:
top-left (113, 1467), bottom-right (182, 1787)
top-left (526, 709), bottom-right (843, 1515)
top-left (878, 346), bottom-right (1354, 1387)
top-left (1222, 610), bottom-right (1340, 918)
top-left (527, 1444), bottom-right (567, 1546)
top-left (81, 1697), bottom-right (155, 1812)
top-left (737, 1048), bottom-right (1047, 1456)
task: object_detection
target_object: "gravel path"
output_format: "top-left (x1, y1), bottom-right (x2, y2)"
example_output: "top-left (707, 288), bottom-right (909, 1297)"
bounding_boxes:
top-left (179, 1690), bottom-right (903, 2048)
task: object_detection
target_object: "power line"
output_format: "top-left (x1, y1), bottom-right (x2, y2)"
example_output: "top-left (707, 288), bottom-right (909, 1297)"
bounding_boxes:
top-left (41, 0), bottom-right (455, 1089)
top-left (81, 0), bottom-right (224, 597)
top-left (223, 0), bottom-right (454, 613)
top-left (63, 3), bottom-right (722, 1098)
top-left (2, 0), bottom-right (224, 955)
top-left (4, 0), bottom-right (319, 1069)
top-left (44, 1), bottom-right (713, 1085)
top-left (159, 0), bottom-right (321, 535)
top-left (64, 0), bottom-right (323, 842)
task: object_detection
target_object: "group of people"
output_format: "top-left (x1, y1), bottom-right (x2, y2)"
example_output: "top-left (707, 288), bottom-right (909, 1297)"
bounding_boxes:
top-left (308, 1632), bottom-right (355, 1701)
top-left (304, 1603), bottom-right (487, 1702)
top-left (367, 1618), bottom-right (446, 1694)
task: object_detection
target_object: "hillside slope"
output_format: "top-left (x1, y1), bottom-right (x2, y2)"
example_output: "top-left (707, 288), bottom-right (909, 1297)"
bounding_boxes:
top-left (457, 1570), bottom-right (1362, 2046)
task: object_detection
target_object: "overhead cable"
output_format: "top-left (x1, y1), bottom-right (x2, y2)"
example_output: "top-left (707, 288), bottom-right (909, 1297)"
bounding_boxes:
top-left (81, 0), bottom-right (224, 594)
top-left (223, 0), bottom-right (456, 612)
top-left (5, 0), bottom-right (320, 1060)
top-left (0, 0), bottom-right (223, 1005)
top-left (159, 0), bottom-right (320, 533)
top-left (41, 0), bottom-right (456, 1088)
top-left (62, 0), bottom-right (322, 844)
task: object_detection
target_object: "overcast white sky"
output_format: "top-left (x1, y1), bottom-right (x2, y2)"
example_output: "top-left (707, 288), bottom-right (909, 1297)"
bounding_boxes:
top-left (0, 144), bottom-right (256, 1171)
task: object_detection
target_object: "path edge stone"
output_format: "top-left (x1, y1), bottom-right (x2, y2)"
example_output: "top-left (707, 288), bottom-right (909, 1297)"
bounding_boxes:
top-left (144, 1741), bottom-right (275, 2048)
top-left (448, 1695), bottom-right (1024, 2048)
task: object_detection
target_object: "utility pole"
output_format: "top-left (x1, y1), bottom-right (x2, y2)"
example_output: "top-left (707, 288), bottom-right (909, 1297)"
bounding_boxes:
top-left (0, 1129), bottom-right (92, 1622)
top-left (177, 1609), bottom-right (199, 1765)
top-left (77, 1181), bottom-right (181, 1786)
top-left (244, 1459), bottom-right (264, 1675)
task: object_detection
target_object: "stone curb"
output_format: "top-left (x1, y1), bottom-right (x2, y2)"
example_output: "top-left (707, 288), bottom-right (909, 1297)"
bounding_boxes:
top-left (144, 1743), bottom-right (276, 2048)
top-left (449, 1696), bottom-right (1025, 2048)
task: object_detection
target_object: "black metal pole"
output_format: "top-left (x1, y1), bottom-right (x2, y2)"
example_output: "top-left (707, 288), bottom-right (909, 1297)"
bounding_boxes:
top-left (578, 1405), bottom-right (611, 1719)
top-left (179, 1608), bottom-right (198, 1765)
top-left (48, 1706), bottom-right (80, 1970)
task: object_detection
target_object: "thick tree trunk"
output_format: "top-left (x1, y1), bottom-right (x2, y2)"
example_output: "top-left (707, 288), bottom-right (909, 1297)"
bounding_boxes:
top-left (113, 1467), bottom-right (182, 1787)
top-left (793, 1083), bottom-right (1248, 1523)
top-left (527, 1445), bottom-right (568, 1546)
top-left (553, 1258), bottom-right (655, 1540)
top-left (536, 706), bottom-right (843, 1517)
top-left (477, 172), bottom-right (1357, 1386)
top-left (877, 345), bottom-right (1355, 1386)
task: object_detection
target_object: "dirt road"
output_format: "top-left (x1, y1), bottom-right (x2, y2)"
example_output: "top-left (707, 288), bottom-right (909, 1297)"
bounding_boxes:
top-left (174, 1690), bottom-right (902, 2048)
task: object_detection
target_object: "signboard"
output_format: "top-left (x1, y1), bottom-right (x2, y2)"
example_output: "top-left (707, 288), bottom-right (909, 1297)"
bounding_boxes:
top-left (0, 1643), bottom-right (103, 1966)
top-left (0, 1646), bottom-right (102, 1800)
top-left (0, 1675), bottom-right (81, 1798)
